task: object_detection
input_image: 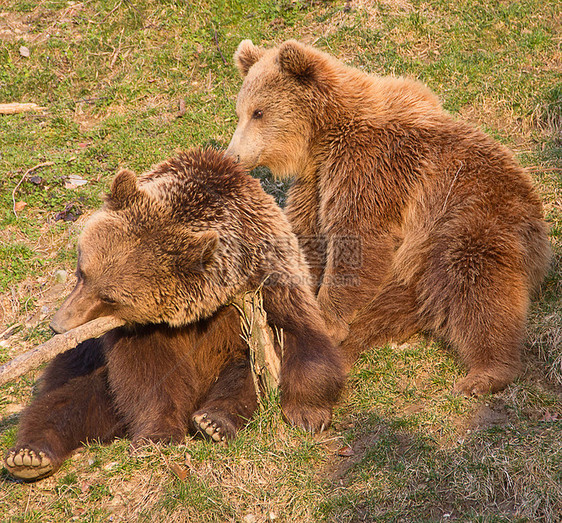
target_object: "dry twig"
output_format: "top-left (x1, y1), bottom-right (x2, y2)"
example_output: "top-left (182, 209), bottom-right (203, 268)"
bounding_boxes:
top-left (213, 29), bottom-right (228, 65)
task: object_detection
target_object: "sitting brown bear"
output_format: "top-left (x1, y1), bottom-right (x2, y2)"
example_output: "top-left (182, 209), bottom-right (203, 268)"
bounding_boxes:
top-left (4, 148), bottom-right (345, 481)
top-left (227, 40), bottom-right (551, 396)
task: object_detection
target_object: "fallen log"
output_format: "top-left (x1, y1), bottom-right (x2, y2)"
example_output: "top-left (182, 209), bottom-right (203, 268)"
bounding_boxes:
top-left (0, 316), bottom-right (125, 386)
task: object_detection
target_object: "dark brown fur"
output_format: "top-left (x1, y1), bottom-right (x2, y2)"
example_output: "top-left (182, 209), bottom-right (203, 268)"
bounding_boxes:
top-left (227, 40), bottom-right (551, 396)
top-left (6, 148), bottom-right (345, 481)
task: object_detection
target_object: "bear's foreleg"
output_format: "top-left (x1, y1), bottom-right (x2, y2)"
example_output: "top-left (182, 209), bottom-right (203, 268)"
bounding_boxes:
top-left (285, 179), bottom-right (326, 293)
top-left (261, 284), bottom-right (346, 432)
top-left (340, 278), bottom-right (422, 370)
top-left (316, 233), bottom-right (396, 344)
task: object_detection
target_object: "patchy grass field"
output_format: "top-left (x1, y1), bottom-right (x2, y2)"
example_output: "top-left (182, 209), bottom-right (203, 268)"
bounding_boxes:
top-left (1, 0), bottom-right (561, 521)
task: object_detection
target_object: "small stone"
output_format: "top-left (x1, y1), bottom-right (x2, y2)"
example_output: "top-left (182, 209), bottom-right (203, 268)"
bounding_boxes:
top-left (19, 46), bottom-right (30, 57)
top-left (54, 270), bottom-right (67, 283)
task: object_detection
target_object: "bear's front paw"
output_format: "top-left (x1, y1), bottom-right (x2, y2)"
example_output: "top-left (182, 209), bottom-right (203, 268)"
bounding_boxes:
top-left (192, 409), bottom-right (238, 443)
top-left (4, 447), bottom-right (55, 482)
top-left (282, 403), bottom-right (332, 433)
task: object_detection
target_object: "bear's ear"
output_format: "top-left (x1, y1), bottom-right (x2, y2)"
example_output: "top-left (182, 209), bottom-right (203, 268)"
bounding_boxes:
top-left (234, 39), bottom-right (265, 77)
top-left (278, 40), bottom-right (317, 82)
top-left (191, 230), bottom-right (220, 268)
top-left (107, 168), bottom-right (139, 210)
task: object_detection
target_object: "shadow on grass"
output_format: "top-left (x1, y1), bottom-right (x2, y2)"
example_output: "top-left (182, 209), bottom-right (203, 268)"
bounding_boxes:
top-left (0, 413), bottom-right (19, 485)
top-left (321, 411), bottom-right (562, 522)
top-left (0, 413), bottom-right (19, 438)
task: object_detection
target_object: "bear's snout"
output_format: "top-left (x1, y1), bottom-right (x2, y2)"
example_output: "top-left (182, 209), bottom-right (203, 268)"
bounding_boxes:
top-left (49, 317), bottom-right (67, 335)
top-left (225, 150), bottom-right (240, 164)
top-left (224, 143), bottom-right (240, 164)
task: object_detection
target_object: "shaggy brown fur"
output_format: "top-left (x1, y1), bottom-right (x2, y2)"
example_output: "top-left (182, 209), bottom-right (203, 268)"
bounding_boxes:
top-left (5, 148), bottom-right (345, 481)
top-left (227, 40), bottom-right (551, 396)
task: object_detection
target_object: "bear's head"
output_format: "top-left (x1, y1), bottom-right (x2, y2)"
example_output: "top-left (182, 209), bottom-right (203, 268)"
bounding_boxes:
top-left (50, 151), bottom-right (253, 333)
top-left (227, 40), bottom-right (339, 179)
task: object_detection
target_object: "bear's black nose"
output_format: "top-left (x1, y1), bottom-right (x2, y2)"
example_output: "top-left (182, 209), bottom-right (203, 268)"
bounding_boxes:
top-left (225, 148), bottom-right (240, 163)
top-left (49, 319), bottom-right (66, 334)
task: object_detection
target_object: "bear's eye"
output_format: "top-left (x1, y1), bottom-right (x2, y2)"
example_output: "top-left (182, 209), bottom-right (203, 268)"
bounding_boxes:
top-left (100, 295), bottom-right (117, 305)
top-left (252, 109), bottom-right (263, 120)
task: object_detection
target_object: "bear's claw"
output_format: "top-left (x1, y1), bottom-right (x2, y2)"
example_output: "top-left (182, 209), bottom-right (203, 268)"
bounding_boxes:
top-left (192, 411), bottom-right (230, 443)
top-left (281, 404), bottom-right (332, 434)
top-left (4, 448), bottom-right (54, 481)
top-left (454, 368), bottom-right (514, 396)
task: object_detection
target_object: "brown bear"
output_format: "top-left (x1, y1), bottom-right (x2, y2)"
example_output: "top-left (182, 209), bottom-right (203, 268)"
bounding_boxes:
top-left (4, 148), bottom-right (345, 481)
top-left (226, 40), bottom-right (551, 396)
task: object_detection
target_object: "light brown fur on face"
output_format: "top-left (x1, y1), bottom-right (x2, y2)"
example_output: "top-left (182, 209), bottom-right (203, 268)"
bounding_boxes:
top-left (228, 39), bottom-right (552, 396)
top-left (6, 148), bottom-right (345, 482)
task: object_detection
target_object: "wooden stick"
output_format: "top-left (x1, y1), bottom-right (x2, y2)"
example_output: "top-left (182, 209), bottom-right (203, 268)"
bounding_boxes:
top-left (0, 294), bottom-right (279, 390)
top-left (232, 291), bottom-right (281, 398)
top-left (0, 103), bottom-right (46, 115)
top-left (0, 316), bottom-right (125, 386)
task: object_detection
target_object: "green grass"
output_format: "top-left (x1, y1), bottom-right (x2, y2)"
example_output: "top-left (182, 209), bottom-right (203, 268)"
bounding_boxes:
top-left (1, 0), bottom-right (561, 521)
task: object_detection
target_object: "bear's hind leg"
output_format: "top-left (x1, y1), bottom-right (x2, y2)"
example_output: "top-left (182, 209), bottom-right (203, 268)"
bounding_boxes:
top-left (447, 291), bottom-right (526, 396)
top-left (340, 279), bottom-right (422, 370)
top-left (421, 224), bottom-right (529, 396)
top-left (5, 340), bottom-right (125, 481)
top-left (5, 367), bottom-right (125, 481)
top-left (193, 358), bottom-right (258, 442)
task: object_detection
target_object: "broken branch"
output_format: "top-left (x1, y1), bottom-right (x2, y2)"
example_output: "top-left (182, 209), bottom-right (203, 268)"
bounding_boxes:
top-left (213, 29), bottom-right (228, 65)
top-left (0, 103), bottom-right (46, 115)
top-left (232, 290), bottom-right (281, 399)
top-left (0, 294), bottom-right (280, 391)
top-left (0, 316), bottom-right (125, 386)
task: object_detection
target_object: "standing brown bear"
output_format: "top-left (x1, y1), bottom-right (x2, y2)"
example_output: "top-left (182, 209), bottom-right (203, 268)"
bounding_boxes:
top-left (227, 40), bottom-right (551, 396)
top-left (4, 148), bottom-right (345, 482)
